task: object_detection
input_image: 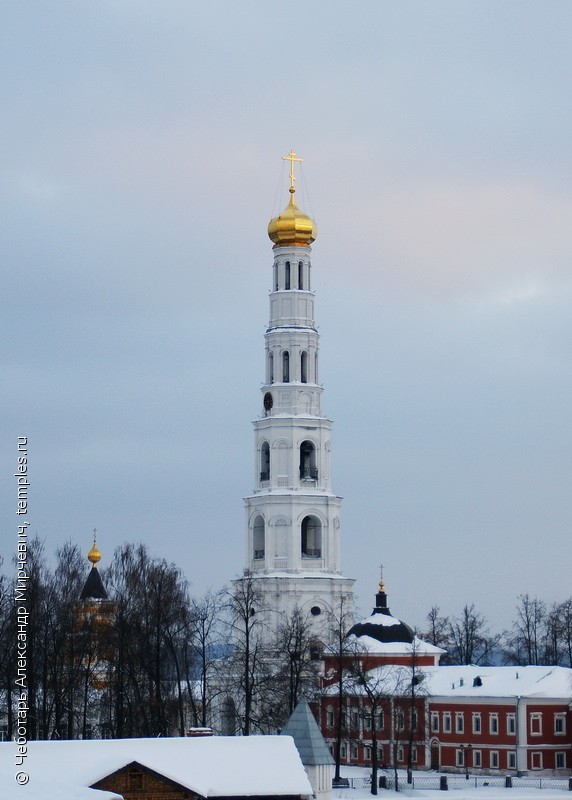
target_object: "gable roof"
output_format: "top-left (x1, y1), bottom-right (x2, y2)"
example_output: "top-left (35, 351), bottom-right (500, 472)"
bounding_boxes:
top-left (1, 736), bottom-right (312, 799)
top-left (281, 698), bottom-right (334, 766)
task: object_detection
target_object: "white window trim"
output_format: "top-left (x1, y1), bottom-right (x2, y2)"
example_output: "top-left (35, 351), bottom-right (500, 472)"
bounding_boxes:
top-left (489, 713), bottom-right (499, 735)
top-left (473, 749), bottom-right (482, 768)
top-left (555, 752), bottom-right (566, 770)
top-left (431, 712), bottom-right (439, 733)
top-left (554, 713), bottom-right (567, 735)
top-left (455, 712), bottom-right (464, 733)
top-left (531, 751), bottom-right (543, 770)
top-left (443, 712), bottom-right (452, 733)
top-left (490, 750), bottom-right (499, 769)
top-left (530, 713), bottom-right (543, 736)
top-left (506, 713), bottom-right (516, 735)
top-left (472, 712), bottom-right (482, 734)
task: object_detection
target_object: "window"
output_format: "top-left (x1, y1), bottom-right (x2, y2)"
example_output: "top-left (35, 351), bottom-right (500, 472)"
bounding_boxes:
top-left (300, 351), bottom-right (308, 383)
top-left (411, 709), bottom-right (418, 731)
top-left (556, 752), bottom-right (566, 769)
top-left (364, 746), bottom-right (371, 760)
top-left (396, 709), bottom-right (405, 732)
top-left (490, 751), bottom-right (499, 769)
top-left (456, 749), bottom-right (464, 767)
top-left (472, 712), bottom-right (481, 734)
top-left (443, 712), bottom-right (452, 733)
top-left (508, 751), bottom-right (517, 770)
top-left (285, 261), bottom-right (291, 290)
top-left (530, 713), bottom-right (542, 736)
top-left (431, 712), bottom-right (439, 733)
top-left (455, 712), bottom-right (464, 733)
top-left (282, 350), bottom-right (290, 382)
top-left (340, 743), bottom-right (347, 759)
top-left (363, 713), bottom-right (372, 730)
top-left (411, 746), bottom-right (417, 763)
top-left (397, 746), bottom-right (404, 763)
top-left (260, 442), bottom-right (270, 482)
top-left (274, 262), bottom-right (278, 291)
top-left (531, 752), bottom-right (543, 770)
top-left (473, 749), bottom-right (482, 768)
top-left (268, 352), bottom-right (274, 384)
top-left (554, 713), bottom-right (566, 735)
top-left (377, 745), bottom-right (384, 761)
top-left (351, 710), bottom-right (359, 729)
top-left (299, 440), bottom-right (317, 480)
top-left (489, 713), bottom-right (499, 735)
top-left (375, 709), bottom-right (384, 730)
top-left (252, 516), bottom-right (265, 559)
top-left (506, 713), bottom-right (516, 735)
top-left (326, 707), bottom-right (334, 728)
top-left (351, 743), bottom-right (358, 759)
top-left (301, 515), bottom-right (322, 558)
top-left (298, 260), bottom-right (304, 289)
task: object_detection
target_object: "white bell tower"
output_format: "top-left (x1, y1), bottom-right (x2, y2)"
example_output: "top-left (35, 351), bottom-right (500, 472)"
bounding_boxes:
top-left (240, 152), bottom-right (354, 641)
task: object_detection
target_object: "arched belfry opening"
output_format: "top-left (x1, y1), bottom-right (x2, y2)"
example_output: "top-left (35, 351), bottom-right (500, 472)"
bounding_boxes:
top-left (298, 260), bottom-right (304, 289)
top-left (301, 515), bottom-right (322, 559)
top-left (253, 515), bottom-right (265, 559)
top-left (260, 442), bottom-right (270, 482)
top-left (285, 261), bottom-right (291, 290)
top-left (300, 351), bottom-right (308, 383)
top-left (282, 351), bottom-right (290, 382)
top-left (299, 440), bottom-right (317, 480)
top-left (268, 351), bottom-right (274, 383)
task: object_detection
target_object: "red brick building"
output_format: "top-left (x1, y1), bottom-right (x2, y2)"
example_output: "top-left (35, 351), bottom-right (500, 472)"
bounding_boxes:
top-left (318, 585), bottom-right (572, 776)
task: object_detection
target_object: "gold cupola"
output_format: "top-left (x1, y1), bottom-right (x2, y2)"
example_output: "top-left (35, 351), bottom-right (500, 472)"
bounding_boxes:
top-left (268, 150), bottom-right (317, 248)
top-left (87, 529), bottom-right (102, 568)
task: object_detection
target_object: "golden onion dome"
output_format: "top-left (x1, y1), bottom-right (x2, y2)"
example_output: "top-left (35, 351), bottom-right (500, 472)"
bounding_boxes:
top-left (268, 187), bottom-right (317, 248)
top-left (87, 541), bottom-right (102, 567)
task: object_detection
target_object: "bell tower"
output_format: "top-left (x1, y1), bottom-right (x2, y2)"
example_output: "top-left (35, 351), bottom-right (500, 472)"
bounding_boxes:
top-left (240, 152), bottom-right (354, 640)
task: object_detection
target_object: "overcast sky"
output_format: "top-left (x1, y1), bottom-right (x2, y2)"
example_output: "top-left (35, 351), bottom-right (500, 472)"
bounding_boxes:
top-left (2, 1), bottom-right (571, 633)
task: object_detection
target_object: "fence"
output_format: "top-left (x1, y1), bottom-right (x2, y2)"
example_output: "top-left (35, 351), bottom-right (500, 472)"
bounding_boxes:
top-left (343, 774), bottom-right (572, 792)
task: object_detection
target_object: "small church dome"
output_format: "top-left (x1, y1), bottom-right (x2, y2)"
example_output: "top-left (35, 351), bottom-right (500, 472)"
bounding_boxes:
top-left (87, 542), bottom-right (102, 566)
top-left (347, 580), bottom-right (415, 645)
top-left (268, 188), bottom-right (317, 248)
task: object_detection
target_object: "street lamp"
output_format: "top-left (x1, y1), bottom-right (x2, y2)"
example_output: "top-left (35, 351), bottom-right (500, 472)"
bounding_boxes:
top-left (461, 744), bottom-right (472, 780)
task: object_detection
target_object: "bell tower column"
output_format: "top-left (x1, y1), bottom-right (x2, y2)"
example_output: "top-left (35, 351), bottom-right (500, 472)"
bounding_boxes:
top-left (238, 152), bottom-right (354, 642)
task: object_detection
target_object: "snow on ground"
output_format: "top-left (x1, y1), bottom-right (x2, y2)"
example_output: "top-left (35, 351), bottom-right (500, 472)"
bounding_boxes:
top-left (332, 766), bottom-right (570, 800)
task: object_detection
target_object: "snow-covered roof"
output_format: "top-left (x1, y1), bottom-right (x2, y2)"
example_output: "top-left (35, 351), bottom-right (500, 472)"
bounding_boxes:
top-left (0, 763), bottom-right (121, 800)
top-left (347, 633), bottom-right (446, 657)
top-left (424, 664), bottom-right (572, 700)
top-left (0, 736), bottom-right (313, 799)
top-left (323, 663), bottom-right (572, 701)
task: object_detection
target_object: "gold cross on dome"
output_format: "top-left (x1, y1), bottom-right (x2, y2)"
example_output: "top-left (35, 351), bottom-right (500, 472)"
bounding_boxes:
top-left (93, 527), bottom-right (97, 544)
top-left (282, 150), bottom-right (303, 191)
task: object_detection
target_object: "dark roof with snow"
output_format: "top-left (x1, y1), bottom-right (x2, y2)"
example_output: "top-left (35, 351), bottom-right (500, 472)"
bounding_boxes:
top-left (347, 587), bottom-right (414, 644)
top-left (281, 698), bottom-right (334, 766)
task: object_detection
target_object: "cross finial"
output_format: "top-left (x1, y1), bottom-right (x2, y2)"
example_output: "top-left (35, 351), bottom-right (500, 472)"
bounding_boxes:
top-left (282, 149), bottom-right (303, 193)
top-left (378, 563), bottom-right (385, 592)
top-left (93, 527), bottom-right (97, 544)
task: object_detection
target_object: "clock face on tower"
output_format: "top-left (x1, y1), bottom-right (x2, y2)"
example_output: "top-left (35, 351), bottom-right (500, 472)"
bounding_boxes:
top-left (263, 392), bottom-right (273, 412)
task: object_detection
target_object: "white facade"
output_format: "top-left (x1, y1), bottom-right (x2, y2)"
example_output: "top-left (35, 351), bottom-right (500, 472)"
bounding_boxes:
top-left (238, 204), bottom-right (354, 641)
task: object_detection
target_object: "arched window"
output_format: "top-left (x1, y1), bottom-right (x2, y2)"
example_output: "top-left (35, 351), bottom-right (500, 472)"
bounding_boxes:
top-left (260, 442), bottom-right (270, 481)
top-left (300, 440), bottom-right (317, 480)
top-left (282, 351), bottom-right (290, 382)
top-left (253, 516), bottom-right (265, 559)
top-left (314, 352), bottom-right (318, 383)
top-left (300, 351), bottom-right (308, 383)
top-left (274, 262), bottom-right (278, 292)
top-left (298, 261), bottom-right (304, 289)
top-left (268, 352), bottom-right (274, 384)
top-left (285, 261), bottom-right (291, 290)
top-left (301, 515), bottom-right (321, 558)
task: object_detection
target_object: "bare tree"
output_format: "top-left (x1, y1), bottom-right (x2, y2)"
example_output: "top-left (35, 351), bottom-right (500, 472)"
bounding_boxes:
top-left (448, 604), bottom-right (499, 665)
top-left (224, 572), bottom-right (269, 735)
